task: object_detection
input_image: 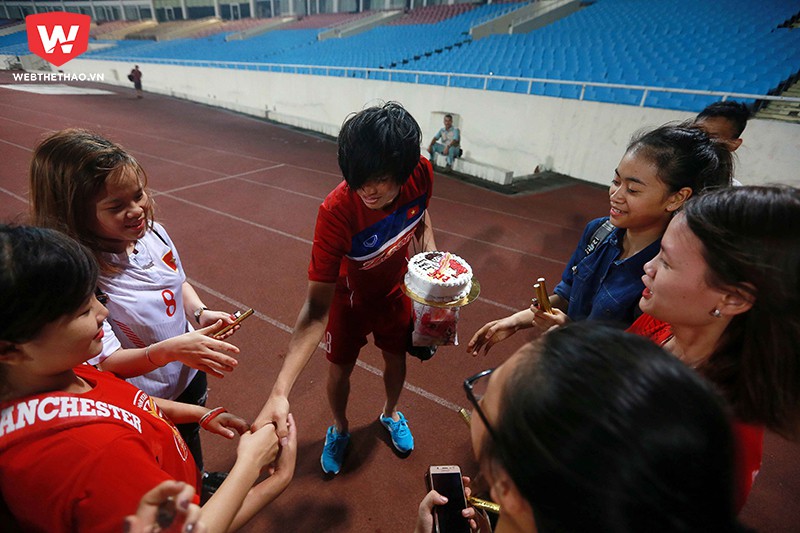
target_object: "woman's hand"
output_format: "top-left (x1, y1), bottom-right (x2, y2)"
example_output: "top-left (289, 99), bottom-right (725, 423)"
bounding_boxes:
top-left (201, 411), bottom-right (249, 439)
top-left (266, 413), bottom-right (298, 485)
top-left (414, 476), bottom-right (487, 533)
top-left (467, 311), bottom-right (531, 356)
top-left (237, 422), bottom-right (280, 471)
top-left (530, 302), bottom-right (569, 332)
top-left (124, 480), bottom-right (205, 533)
top-left (198, 310), bottom-right (240, 339)
top-left (152, 322), bottom-right (240, 378)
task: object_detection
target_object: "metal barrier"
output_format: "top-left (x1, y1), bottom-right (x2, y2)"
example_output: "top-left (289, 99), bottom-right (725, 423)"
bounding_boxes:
top-left (80, 55), bottom-right (800, 108)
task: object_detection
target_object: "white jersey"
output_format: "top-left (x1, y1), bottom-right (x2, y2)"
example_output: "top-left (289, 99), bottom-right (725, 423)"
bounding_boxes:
top-left (88, 222), bottom-right (198, 400)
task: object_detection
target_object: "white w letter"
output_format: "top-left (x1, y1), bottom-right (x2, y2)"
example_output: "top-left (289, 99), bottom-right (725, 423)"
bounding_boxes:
top-left (36, 25), bottom-right (79, 54)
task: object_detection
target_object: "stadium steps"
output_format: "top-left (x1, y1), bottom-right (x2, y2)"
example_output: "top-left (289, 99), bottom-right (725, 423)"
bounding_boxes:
top-left (0, 21), bottom-right (24, 37)
top-left (385, 38), bottom-right (471, 69)
top-left (317, 10), bottom-right (404, 41)
top-left (92, 21), bottom-right (157, 40)
top-left (778, 10), bottom-right (800, 29)
top-left (756, 80), bottom-right (800, 123)
top-left (126, 18), bottom-right (223, 41)
top-left (225, 17), bottom-right (297, 41)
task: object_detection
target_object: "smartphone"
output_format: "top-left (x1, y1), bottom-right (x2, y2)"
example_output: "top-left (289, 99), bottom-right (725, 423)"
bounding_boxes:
top-left (212, 308), bottom-right (254, 338)
top-left (425, 465), bottom-right (470, 533)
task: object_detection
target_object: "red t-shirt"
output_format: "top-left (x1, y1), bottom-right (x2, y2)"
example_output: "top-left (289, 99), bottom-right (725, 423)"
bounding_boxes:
top-left (0, 365), bottom-right (198, 532)
top-left (308, 156), bottom-right (433, 302)
top-left (627, 313), bottom-right (764, 512)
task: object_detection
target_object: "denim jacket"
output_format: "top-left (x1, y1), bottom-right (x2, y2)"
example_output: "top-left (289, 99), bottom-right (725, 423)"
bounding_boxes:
top-left (553, 217), bottom-right (661, 327)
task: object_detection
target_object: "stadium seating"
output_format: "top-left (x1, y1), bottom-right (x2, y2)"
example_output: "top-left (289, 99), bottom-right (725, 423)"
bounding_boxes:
top-left (2, 0), bottom-right (798, 112)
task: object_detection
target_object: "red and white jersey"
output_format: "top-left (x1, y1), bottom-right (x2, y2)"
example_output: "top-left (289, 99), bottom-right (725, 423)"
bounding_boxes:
top-left (0, 365), bottom-right (198, 533)
top-left (89, 223), bottom-right (197, 400)
top-left (308, 156), bottom-right (434, 302)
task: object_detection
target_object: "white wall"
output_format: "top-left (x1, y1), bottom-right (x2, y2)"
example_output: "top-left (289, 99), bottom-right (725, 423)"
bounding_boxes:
top-left (66, 59), bottom-right (800, 187)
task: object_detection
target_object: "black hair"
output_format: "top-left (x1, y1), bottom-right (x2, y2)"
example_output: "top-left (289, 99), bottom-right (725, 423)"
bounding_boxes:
top-left (485, 323), bottom-right (742, 532)
top-left (683, 186), bottom-right (800, 436)
top-left (627, 123), bottom-right (733, 194)
top-left (337, 101), bottom-right (422, 190)
top-left (0, 225), bottom-right (98, 345)
top-left (696, 101), bottom-right (752, 139)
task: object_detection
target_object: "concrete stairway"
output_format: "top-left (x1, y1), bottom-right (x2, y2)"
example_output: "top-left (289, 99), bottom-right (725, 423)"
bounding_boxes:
top-left (757, 79), bottom-right (800, 123)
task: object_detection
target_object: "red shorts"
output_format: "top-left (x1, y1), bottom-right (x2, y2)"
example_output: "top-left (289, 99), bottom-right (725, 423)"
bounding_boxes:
top-left (324, 287), bottom-right (411, 365)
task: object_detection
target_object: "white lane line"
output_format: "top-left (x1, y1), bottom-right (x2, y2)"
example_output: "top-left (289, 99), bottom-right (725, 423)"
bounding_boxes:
top-left (0, 101), bottom-right (340, 173)
top-left (356, 359), bottom-right (464, 413)
top-left (230, 179), bottom-right (564, 263)
top-left (157, 192), bottom-right (314, 245)
top-left (435, 195), bottom-right (579, 230)
top-left (0, 187), bottom-right (27, 203)
top-left (238, 176), bottom-right (332, 202)
top-left (157, 193), bottom-right (543, 310)
top-left (190, 278), bottom-right (464, 413)
top-left (436, 229), bottom-right (565, 264)
top-left (474, 297), bottom-right (517, 312)
top-left (132, 150), bottom-right (228, 176)
top-left (0, 137), bottom-right (33, 151)
top-left (160, 164), bottom-right (286, 194)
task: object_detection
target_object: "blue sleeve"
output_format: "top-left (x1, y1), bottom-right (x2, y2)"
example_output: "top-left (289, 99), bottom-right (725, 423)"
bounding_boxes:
top-left (553, 218), bottom-right (607, 301)
top-left (434, 128), bottom-right (442, 141)
top-left (454, 128), bottom-right (460, 141)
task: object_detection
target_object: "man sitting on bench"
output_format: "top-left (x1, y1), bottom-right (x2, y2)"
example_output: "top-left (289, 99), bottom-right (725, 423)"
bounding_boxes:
top-left (427, 114), bottom-right (461, 172)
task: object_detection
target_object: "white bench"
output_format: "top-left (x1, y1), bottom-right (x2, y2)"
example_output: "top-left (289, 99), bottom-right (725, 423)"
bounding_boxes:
top-left (432, 152), bottom-right (514, 186)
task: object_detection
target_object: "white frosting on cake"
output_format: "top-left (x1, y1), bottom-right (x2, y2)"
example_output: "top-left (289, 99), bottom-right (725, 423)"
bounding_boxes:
top-left (405, 251), bottom-right (473, 302)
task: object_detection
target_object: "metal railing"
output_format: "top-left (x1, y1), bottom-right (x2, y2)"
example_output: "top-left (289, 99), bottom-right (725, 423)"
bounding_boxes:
top-left (80, 55), bottom-right (800, 107)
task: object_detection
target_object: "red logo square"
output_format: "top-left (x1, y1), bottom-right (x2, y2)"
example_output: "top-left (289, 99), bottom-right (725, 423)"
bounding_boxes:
top-left (26, 12), bottom-right (91, 67)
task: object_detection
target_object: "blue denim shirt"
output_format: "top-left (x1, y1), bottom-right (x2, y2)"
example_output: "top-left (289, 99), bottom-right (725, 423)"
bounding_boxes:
top-left (553, 217), bottom-right (661, 326)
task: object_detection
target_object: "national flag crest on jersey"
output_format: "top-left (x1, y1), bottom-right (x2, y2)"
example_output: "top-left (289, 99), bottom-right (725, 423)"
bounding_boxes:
top-left (162, 250), bottom-right (178, 272)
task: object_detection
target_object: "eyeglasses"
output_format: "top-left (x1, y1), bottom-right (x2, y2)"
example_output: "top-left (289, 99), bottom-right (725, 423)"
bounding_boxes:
top-left (463, 368), bottom-right (498, 441)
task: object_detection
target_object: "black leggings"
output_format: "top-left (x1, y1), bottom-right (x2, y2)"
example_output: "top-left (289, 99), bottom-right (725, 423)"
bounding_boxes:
top-left (175, 371), bottom-right (208, 472)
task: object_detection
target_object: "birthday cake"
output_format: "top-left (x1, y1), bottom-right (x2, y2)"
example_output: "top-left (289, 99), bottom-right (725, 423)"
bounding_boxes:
top-left (405, 251), bottom-right (473, 303)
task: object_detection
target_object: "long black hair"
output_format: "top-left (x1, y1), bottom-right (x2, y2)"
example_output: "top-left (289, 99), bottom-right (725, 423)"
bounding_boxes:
top-left (484, 323), bottom-right (742, 532)
top-left (684, 185), bottom-right (800, 436)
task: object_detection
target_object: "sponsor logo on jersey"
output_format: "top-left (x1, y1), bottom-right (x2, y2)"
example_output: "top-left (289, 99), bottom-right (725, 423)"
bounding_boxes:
top-left (0, 397), bottom-right (143, 438)
top-left (363, 235), bottom-right (379, 248)
top-left (162, 250), bottom-right (178, 272)
top-left (133, 390), bottom-right (190, 461)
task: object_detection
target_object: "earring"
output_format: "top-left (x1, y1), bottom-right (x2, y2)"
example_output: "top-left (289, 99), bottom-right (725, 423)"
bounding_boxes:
top-left (710, 309), bottom-right (722, 318)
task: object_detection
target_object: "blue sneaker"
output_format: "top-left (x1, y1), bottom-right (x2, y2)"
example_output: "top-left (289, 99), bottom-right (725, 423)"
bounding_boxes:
top-left (320, 425), bottom-right (350, 474)
top-left (379, 411), bottom-right (414, 453)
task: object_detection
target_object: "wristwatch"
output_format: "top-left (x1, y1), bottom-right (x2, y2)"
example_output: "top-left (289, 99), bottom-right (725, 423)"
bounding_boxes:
top-left (194, 307), bottom-right (208, 325)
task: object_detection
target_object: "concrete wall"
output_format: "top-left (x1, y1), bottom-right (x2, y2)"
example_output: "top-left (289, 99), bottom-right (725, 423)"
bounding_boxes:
top-left (64, 59), bottom-right (800, 186)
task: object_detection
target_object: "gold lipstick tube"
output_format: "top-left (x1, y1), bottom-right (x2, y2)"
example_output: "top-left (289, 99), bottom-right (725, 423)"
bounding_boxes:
top-left (469, 496), bottom-right (501, 514)
top-left (535, 277), bottom-right (553, 314)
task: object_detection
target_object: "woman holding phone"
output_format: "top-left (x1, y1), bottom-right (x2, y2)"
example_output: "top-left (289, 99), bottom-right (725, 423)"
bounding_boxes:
top-left (630, 185), bottom-right (800, 510)
top-left (468, 124), bottom-right (732, 355)
top-left (416, 324), bottom-right (745, 532)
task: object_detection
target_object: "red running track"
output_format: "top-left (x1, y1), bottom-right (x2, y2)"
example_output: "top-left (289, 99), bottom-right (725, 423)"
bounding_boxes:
top-left (0, 71), bottom-right (797, 532)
